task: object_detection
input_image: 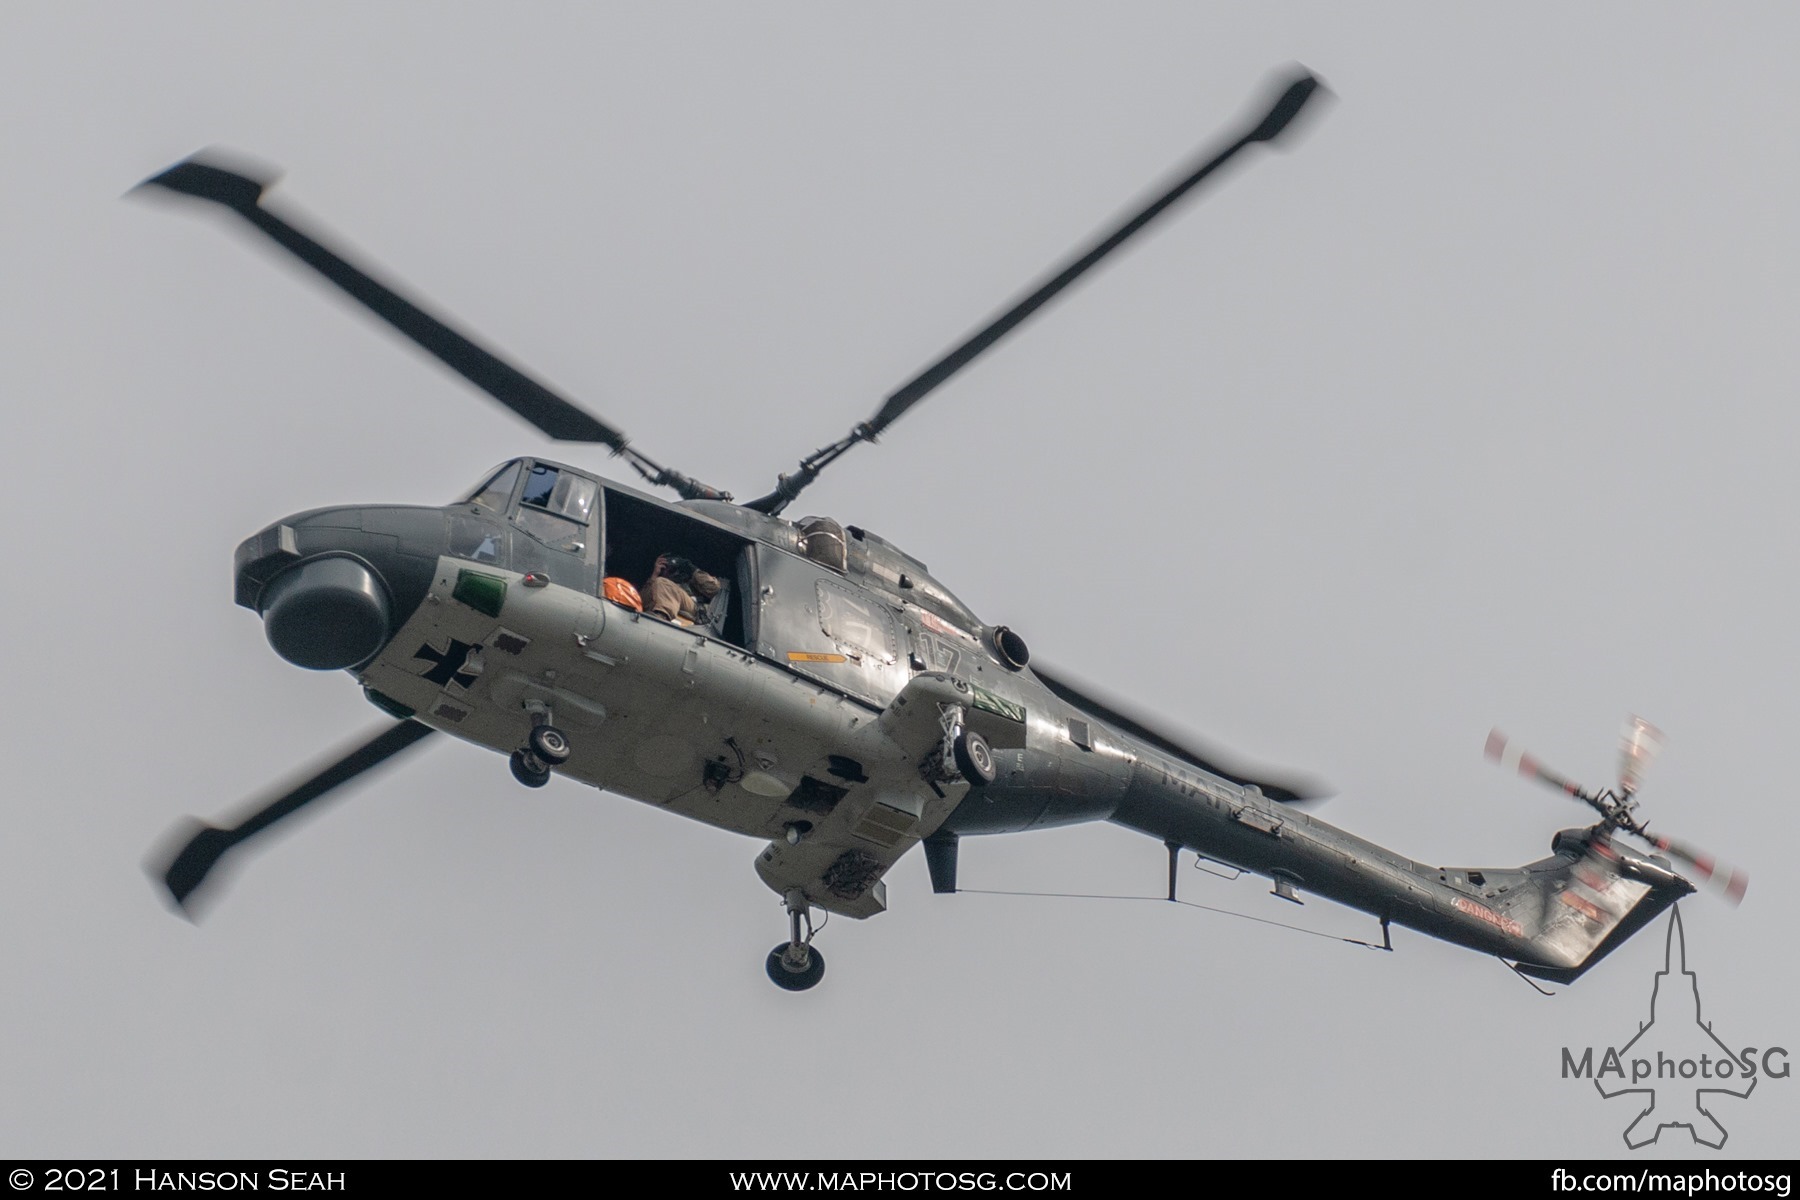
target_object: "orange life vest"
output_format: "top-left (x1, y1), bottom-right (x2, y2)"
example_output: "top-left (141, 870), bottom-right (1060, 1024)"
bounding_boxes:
top-left (602, 576), bottom-right (643, 611)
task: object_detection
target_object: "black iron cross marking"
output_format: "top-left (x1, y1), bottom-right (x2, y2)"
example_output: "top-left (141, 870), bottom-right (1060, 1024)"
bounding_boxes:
top-left (414, 638), bottom-right (480, 688)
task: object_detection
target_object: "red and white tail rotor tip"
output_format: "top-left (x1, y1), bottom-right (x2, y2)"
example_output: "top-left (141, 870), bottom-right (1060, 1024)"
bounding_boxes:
top-left (1485, 728), bottom-right (1580, 797)
top-left (1650, 833), bottom-right (1749, 906)
top-left (1485, 728), bottom-right (1527, 774)
top-left (1619, 714), bottom-right (1666, 797)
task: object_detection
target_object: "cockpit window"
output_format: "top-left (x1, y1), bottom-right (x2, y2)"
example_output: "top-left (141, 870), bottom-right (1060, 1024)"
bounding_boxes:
top-left (514, 463), bottom-right (597, 554)
top-left (520, 463), bottom-right (558, 510)
top-left (466, 461), bottom-right (522, 512)
top-left (521, 463), bottom-right (597, 522)
top-left (516, 507), bottom-right (585, 552)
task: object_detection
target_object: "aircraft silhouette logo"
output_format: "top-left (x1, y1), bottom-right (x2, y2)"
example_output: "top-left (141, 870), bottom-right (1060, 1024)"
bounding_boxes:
top-left (1591, 907), bottom-right (1754, 1148)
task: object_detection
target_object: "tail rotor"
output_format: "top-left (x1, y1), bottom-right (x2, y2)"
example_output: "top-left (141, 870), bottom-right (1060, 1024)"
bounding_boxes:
top-left (1484, 718), bottom-right (1746, 906)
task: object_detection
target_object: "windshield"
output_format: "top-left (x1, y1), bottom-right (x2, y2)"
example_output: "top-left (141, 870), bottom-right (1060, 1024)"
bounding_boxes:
top-left (458, 460), bottom-right (598, 553)
top-left (463, 460), bottom-right (523, 512)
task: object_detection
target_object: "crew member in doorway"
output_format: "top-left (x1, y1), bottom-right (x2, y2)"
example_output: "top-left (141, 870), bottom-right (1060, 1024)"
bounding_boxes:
top-left (644, 554), bottom-right (721, 625)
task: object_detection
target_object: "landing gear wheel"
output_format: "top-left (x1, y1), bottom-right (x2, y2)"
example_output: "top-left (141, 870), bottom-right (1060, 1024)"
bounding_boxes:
top-left (510, 749), bottom-right (551, 788)
top-left (528, 724), bottom-right (572, 765)
top-left (953, 729), bottom-right (996, 786)
top-left (765, 943), bottom-right (826, 991)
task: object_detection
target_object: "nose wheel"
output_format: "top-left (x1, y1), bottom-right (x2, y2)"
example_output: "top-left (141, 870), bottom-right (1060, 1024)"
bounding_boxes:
top-left (765, 943), bottom-right (826, 991)
top-left (765, 890), bottom-right (826, 991)
top-left (509, 719), bottom-right (572, 789)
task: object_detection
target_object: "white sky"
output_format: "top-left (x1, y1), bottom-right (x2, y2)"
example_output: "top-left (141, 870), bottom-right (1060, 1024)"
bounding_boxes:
top-left (3, 2), bottom-right (1796, 1158)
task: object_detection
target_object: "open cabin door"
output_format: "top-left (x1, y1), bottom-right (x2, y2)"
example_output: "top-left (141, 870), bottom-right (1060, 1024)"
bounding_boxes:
top-left (601, 486), bottom-right (753, 647)
top-left (752, 547), bottom-right (912, 708)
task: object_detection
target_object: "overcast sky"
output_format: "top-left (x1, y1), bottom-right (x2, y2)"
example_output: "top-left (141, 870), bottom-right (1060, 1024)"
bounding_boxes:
top-left (4, 3), bottom-right (1796, 1159)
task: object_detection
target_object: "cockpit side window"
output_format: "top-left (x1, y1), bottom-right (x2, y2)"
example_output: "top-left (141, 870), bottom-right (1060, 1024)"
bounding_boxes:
top-left (521, 463), bottom-right (597, 520)
top-left (515, 463), bottom-right (598, 554)
top-left (466, 461), bottom-right (522, 512)
top-left (520, 463), bottom-right (558, 510)
top-left (549, 471), bottom-right (597, 521)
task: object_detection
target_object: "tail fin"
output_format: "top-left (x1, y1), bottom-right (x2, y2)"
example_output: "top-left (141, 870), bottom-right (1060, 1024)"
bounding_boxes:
top-left (1505, 829), bottom-right (1694, 985)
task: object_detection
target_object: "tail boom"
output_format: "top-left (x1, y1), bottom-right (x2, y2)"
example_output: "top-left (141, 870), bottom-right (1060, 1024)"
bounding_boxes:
top-left (1110, 758), bottom-right (1693, 983)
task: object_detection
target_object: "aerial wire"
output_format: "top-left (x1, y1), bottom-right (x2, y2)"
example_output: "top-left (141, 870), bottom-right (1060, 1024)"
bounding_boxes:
top-left (955, 887), bottom-right (1393, 950)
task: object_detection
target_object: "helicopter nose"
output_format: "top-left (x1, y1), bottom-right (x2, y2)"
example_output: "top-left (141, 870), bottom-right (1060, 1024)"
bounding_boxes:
top-left (234, 506), bottom-right (448, 671)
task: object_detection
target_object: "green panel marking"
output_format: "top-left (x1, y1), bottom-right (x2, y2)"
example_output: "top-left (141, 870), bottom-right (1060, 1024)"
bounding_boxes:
top-left (453, 569), bottom-right (507, 618)
top-left (971, 685), bottom-right (1026, 725)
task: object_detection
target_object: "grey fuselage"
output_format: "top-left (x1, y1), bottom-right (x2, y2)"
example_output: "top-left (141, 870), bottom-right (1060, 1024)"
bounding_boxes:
top-left (235, 457), bottom-right (1691, 981)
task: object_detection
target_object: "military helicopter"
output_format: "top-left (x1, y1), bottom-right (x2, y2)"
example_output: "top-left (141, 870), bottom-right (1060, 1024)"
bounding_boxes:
top-left (141, 69), bottom-right (1742, 991)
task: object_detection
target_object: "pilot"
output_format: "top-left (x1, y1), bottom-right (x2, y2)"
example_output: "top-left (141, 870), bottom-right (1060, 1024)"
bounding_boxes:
top-left (644, 554), bottom-right (721, 625)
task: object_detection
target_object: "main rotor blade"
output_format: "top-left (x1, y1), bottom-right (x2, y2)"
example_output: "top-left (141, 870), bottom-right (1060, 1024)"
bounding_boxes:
top-left (154, 719), bottom-right (435, 912)
top-left (1035, 662), bottom-right (1329, 804)
top-left (744, 68), bottom-right (1325, 514)
top-left (136, 155), bottom-right (629, 448)
top-left (870, 71), bottom-right (1322, 439)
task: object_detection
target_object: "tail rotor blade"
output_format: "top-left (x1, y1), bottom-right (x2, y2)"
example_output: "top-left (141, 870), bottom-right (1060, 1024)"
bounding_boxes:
top-left (1648, 833), bottom-right (1749, 906)
top-left (152, 720), bottom-right (436, 912)
top-left (1485, 728), bottom-right (1591, 801)
top-left (1618, 714), bottom-right (1666, 797)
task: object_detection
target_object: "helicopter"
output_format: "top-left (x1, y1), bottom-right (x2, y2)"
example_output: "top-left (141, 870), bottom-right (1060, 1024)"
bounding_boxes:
top-left (140, 68), bottom-right (1742, 992)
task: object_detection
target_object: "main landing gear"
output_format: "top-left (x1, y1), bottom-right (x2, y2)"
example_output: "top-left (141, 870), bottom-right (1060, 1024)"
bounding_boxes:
top-left (766, 889), bottom-right (826, 991)
top-left (509, 712), bottom-right (572, 789)
top-left (925, 700), bottom-right (996, 791)
top-left (952, 729), bottom-right (995, 786)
